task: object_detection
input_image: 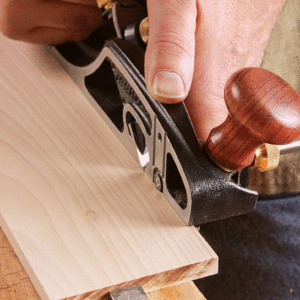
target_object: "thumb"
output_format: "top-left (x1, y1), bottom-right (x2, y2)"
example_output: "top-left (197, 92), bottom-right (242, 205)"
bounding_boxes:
top-left (145, 0), bottom-right (197, 104)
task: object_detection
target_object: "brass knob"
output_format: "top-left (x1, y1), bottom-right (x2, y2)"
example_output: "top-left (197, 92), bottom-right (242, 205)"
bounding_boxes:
top-left (139, 17), bottom-right (149, 44)
top-left (97, 0), bottom-right (115, 9)
top-left (253, 143), bottom-right (280, 172)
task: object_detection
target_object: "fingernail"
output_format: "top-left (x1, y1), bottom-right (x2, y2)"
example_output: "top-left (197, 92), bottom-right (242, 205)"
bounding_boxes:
top-left (152, 71), bottom-right (185, 98)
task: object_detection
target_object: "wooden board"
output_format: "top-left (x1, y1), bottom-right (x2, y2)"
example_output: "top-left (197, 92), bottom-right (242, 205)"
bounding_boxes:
top-left (0, 226), bottom-right (206, 300)
top-left (148, 282), bottom-right (206, 300)
top-left (0, 33), bottom-right (217, 300)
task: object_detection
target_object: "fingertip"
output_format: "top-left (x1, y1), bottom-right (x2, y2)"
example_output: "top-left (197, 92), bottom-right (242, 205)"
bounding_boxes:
top-left (148, 70), bottom-right (187, 104)
top-left (85, 6), bottom-right (103, 31)
top-left (145, 0), bottom-right (197, 105)
top-left (24, 27), bottom-right (95, 44)
top-left (149, 93), bottom-right (185, 105)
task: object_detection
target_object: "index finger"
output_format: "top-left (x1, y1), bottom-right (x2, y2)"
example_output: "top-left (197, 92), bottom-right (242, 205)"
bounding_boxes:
top-left (59, 0), bottom-right (98, 6)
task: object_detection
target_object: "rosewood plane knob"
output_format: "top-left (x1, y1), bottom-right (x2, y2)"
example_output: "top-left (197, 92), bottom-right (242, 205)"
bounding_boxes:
top-left (206, 67), bottom-right (300, 172)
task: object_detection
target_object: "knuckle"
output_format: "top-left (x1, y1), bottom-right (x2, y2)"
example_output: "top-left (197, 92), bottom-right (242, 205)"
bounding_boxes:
top-left (0, 0), bottom-right (23, 39)
top-left (152, 30), bottom-right (194, 59)
top-left (0, 17), bottom-right (16, 39)
top-left (63, 8), bottom-right (100, 31)
top-left (176, 0), bottom-right (197, 13)
top-left (68, 30), bottom-right (93, 42)
top-left (0, 24), bottom-right (19, 40)
top-left (55, 29), bottom-right (93, 44)
top-left (0, 26), bottom-right (17, 39)
top-left (69, 14), bottom-right (90, 30)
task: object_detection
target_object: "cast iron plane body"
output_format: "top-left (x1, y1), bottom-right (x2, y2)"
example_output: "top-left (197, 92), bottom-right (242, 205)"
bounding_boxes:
top-left (52, 0), bottom-right (257, 225)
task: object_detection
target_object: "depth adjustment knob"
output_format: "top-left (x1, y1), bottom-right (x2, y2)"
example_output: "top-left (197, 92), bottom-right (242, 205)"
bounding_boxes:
top-left (206, 67), bottom-right (300, 172)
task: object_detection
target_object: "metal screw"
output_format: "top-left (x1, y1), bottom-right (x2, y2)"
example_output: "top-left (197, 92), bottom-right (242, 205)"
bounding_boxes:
top-left (157, 133), bottom-right (162, 142)
top-left (153, 169), bottom-right (163, 192)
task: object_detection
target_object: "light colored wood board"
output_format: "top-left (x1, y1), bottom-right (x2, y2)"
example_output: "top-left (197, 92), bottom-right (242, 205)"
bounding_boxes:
top-left (147, 282), bottom-right (206, 300)
top-left (0, 33), bottom-right (217, 300)
top-left (0, 226), bottom-right (206, 300)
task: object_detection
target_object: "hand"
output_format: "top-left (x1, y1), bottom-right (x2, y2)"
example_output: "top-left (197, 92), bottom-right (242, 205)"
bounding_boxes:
top-left (0, 0), bottom-right (102, 44)
top-left (145, 0), bottom-right (287, 140)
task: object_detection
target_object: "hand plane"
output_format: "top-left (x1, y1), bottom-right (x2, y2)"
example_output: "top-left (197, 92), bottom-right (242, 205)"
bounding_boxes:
top-left (52, 0), bottom-right (300, 226)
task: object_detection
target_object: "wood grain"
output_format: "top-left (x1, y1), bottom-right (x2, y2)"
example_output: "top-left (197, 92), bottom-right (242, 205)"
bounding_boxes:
top-left (0, 226), bottom-right (207, 300)
top-left (148, 282), bottom-right (206, 300)
top-left (0, 34), bottom-right (217, 300)
top-left (0, 226), bottom-right (206, 300)
top-left (207, 67), bottom-right (300, 171)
